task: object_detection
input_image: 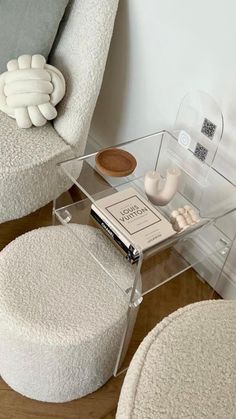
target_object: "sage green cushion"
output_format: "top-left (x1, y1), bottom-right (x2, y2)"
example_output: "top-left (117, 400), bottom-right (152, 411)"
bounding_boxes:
top-left (0, 0), bottom-right (68, 73)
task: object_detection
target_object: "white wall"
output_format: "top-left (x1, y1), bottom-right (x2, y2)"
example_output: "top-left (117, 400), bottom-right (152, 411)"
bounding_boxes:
top-left (90, 0), bottom-right (236, 177)
top-left (89, 0), bottom-right (236, 293)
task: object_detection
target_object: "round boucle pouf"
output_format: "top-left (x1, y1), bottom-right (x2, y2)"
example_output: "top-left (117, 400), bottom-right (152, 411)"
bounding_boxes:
top-left (116, 300), bottom-right (236, 419)
top-left (0, 224), bottom-right (136, 402)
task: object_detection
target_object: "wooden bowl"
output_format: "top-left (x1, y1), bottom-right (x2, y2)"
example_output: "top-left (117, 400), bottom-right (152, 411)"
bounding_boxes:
top-left (95, 148), bottom-right (137, 177)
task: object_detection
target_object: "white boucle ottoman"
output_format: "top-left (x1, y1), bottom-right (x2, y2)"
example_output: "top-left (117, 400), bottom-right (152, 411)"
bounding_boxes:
top-left (116, 300), bottom-right (236, 419)
top-left (0, 224), bottom-right (135, 402)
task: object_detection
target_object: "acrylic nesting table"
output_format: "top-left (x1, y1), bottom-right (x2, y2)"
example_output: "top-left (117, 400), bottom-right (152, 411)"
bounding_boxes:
top-left (54, 130), bottom-right (236, 375)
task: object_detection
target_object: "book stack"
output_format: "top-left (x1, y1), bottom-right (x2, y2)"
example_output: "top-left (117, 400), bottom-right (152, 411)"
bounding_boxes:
top-left (90, 187), bottom-right (176, 263)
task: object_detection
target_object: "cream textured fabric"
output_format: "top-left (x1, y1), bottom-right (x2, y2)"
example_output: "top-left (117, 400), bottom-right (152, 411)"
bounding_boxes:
top-left (0, 0), bottom-right (118, 222)
top-left (116, 300), bottom-right (236, 419)
top-left (0, 54), bottom-right (65, 128)
top-left (0, 224), bottom-right (136, 402)
top-left (51, 0), bottom-right (119, 153)
top-left (0, 111), bottom-right (76, 222)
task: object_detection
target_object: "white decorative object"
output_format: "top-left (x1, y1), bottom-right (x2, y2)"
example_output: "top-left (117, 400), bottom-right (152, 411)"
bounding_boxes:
top-left (0, 224), bottom-right (136, 402)
top-left (116, 300), bottom-right (236, 419)
top-left (144, 167), bottom-right (181, 206)
top-left (170, 206), bottom-right (200, 232)
top-left (0, 54), bottom-right (65, 128)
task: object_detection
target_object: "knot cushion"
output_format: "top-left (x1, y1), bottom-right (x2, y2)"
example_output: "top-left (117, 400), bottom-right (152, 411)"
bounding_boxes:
top-left (0, 54), bottom-right (65, 128)
top-left (0, 224), bottom-right (136, 402)
top-left (116, 300), bottom-right (236, 419)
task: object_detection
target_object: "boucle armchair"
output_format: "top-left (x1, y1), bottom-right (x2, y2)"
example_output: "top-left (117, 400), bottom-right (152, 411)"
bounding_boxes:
top-left (0, 0), bottom-right (118, 223)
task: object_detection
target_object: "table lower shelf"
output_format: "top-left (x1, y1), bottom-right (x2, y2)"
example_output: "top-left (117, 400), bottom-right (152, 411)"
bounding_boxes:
top-left (54, 197), bottom-right (231, 299)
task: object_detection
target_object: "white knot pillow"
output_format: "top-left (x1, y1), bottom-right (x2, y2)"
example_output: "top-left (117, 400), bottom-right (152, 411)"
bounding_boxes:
top-left (0, 54), bottom-right (65, 128)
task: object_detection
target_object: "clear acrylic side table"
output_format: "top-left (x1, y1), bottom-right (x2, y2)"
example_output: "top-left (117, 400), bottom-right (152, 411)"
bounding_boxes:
top-left (54, 130), bottom-right (236, 375)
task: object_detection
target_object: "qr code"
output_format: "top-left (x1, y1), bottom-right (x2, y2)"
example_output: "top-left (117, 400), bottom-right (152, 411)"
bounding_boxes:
top-left (194, 142), bottom-right (208, 162)
top-left (201, 118), bottom-right (216, 140)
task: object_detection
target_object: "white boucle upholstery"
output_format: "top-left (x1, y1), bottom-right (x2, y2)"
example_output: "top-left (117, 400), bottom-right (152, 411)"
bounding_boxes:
top-left (0, 224), bottom-right (135, 402)
top-left (116, 300), bottom-right (236, 419)
top-left (0, 0), bottom-right (118, 222)
top-left (0, 110), bottom-right (75, 222)
top-left (51, 0), bottom-right (119, 152)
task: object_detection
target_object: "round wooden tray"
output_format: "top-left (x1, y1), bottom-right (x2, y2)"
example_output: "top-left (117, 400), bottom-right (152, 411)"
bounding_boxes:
top-left (95, 147), bottom-right (137, 177)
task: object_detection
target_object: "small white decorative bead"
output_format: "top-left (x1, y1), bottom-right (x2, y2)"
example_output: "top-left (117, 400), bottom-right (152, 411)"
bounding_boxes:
top-left (184, 205), bottom-right (192, 212)
top-left (176, 215), bottom-right (185, 223)
top-left (189, 210), bottom-right (200, 222)
top-left (185, 216), bottom-right (192, 225)
top-left (171, 210), bottom-right (179, 218)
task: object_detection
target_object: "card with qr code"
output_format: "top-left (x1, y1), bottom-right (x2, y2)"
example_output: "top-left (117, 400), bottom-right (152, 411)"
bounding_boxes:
top-left (194, 143), bottom-right (208, 162)
top-left (201, 118), bottom-right (216, 140)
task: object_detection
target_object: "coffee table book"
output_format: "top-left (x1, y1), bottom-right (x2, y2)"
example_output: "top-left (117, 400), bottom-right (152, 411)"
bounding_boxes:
top-left (90, 187), bottom-right (176, 262)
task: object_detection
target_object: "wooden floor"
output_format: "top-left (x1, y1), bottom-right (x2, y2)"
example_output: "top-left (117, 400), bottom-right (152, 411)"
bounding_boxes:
top-left (0, 195), bottom-right (219, 419)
